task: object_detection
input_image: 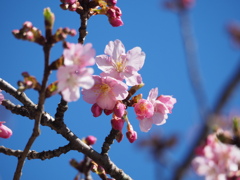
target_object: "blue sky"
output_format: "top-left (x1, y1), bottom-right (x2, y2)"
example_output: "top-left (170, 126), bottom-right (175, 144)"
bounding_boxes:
top-left (1, 0), bottom-right (240, 180)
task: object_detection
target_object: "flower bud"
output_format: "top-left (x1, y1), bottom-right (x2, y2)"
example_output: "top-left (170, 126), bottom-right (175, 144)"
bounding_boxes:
top-left (111, 117), bottom-right (124, 131)
top-left (43, 7), bottom-right (55, 29)
top-left (91, 103), bottom-right (103, 117)
top-left (0, 122), bottom-right (12, 139)
top-left (104, 109), bottom-right (113, 115)
top-left (85, 135), bottom-right (97, 145)
top-left (113, 102), bottom-right (125, 118)
top-left (126, 130), bottom-right (137, 143)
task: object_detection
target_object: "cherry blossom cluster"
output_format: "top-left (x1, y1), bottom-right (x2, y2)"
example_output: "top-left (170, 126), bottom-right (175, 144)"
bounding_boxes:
top-left (57, 42), bottom-right (96, 102)
top-left (192, 132), bottom-right (240, 179)
top-left (56, 39), bottom-right (176, 143)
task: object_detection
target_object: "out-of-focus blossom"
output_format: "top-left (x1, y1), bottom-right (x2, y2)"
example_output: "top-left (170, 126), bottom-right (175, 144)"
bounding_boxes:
top-left (63, 43), bottom-right (95, 68)
top-left (96, 39), bottom-right (145, 86)
top-left (82, 75), bottom-right (128, 110)
top-left (164, 0), bottom-right (195, 10)
top-left (91, 103), bottom-right (103, 117)
top-left (57, 66), bottom-right (94, 102)
top-left (85, 135), bottom-right (97, 145)
top-left (0, 122), bottom-right (12, 139)
top-left (192, 132), bottom-right (240, 180)
top-left (0, 90), bottom-right (4, 104)
top-left (134, 88), bottom-right (176, 132)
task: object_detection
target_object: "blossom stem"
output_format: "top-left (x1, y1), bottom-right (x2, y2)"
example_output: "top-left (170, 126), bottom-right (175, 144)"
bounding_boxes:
top-left (77, 0), bottom-right (90, 44)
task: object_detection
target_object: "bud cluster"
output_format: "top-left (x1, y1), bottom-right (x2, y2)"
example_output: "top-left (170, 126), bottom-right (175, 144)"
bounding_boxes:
top-left (60, 0), bottom-right (80, 11)
top-left (91, 0), bottom-right (123, 27)
top-left (12, 21), bottom-right (45, 45)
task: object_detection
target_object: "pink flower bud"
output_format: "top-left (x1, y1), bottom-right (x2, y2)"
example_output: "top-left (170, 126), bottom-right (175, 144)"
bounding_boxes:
top-left (111, 117), bottom-right (124, 131)
top-left (113, 102), bottom-right (125, 117)
top-left (69, 3), bottom-right (77, 11)
top-left (23, 21), bottom-right (33, 29)
top-left (104, 109), bottom-right (113, 115)
top-left (0, 90), bottom-right (4, 105)
top-left (126, 130), bottom-right (137, 143)
top-left (134, 99), bottom-right (154, 120)
top-left (64, 0), bottom-right (76, 4)
top-left (0, 122), bottom-right (12, 139)
top-left (69, 29), bottom-right (77, 36)
top-left (106, 0), bottom-right (117, 6)
top-left (85, 135), bottom-right (97, 145)
top-left (108, 17), bottom-right (124, 27)
top-left (25, 31), bottom-right (34, 41)
top-left (91, 103), bottom-right (103, 117)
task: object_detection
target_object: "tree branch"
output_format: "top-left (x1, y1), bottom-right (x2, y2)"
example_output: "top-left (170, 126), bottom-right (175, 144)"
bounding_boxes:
top-left (0, 144), bottom-right (72, 160)
top-left (0, 78), bottom-right (133, 180)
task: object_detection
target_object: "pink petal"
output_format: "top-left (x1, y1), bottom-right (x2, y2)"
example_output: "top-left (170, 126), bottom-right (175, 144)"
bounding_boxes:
top-left (126, 47), bottom-right (145, 71)
top-left (147, 88), bottom-right (158, 102)
top-left (139, 118), bottom-right (153, 132)
top-left (96, 55), bottom-right (113, 73)
top-left (104, 40), bottom-right (125, 59)
top-left (97, 92), bottom-right (116, 110)
top-left (152, 112), bottom-right (167, 125)
top-left (124, 72), bottom-right (143, 86)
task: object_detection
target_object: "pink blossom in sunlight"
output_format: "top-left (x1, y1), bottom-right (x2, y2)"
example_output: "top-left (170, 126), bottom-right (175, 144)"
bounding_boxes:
top-left (0, 90), bottom-right (4, 104)
top-left (134, 88), bottom-right (176, 132)
top-left (57, 66), bottom-right (94, 102)
top-left (0, 122), bottom-right (12, 139)
top-left (82, 75), bottom-right (128, 110)
top-left (113, 101), bottom-right (126, 118)
top-left (96, 39), bottom-right (145, 86)
top-left (192, 133), bottom-right (240, 180)
top-left (63, 43), bottom-right (95, 68)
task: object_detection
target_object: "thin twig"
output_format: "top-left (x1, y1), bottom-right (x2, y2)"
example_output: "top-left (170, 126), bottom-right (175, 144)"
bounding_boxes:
top-left (0, 144), bottom-right (72, 160)
top-left (178, 11), bottom-right (209, 118)
top-left (13, 31), bottom-right (53, 180)
top-left (77, 0), bottom-right (90, 44)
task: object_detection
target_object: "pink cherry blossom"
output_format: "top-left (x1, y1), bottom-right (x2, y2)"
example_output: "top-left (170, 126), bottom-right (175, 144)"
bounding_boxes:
top-left (0, 121), bottom-right (12, 139)
top-left (96, 39), bottom-right (145, 86)
top-left (134, 88), bottom-right (176, 132)
top-left (63, 43), bottom-right (95, 68)
top-left (0, 90), bottom-right (4, 104)
top-left (192, 132), bottom-right (240, 180)
top-left (57, 65), bottom-right (94, 102)
top-left (82, 75), bottom-right (128, 110)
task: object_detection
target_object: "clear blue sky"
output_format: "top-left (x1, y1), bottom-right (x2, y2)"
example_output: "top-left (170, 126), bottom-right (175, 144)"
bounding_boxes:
top-left (1, 0), bottom-right (240, 180)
